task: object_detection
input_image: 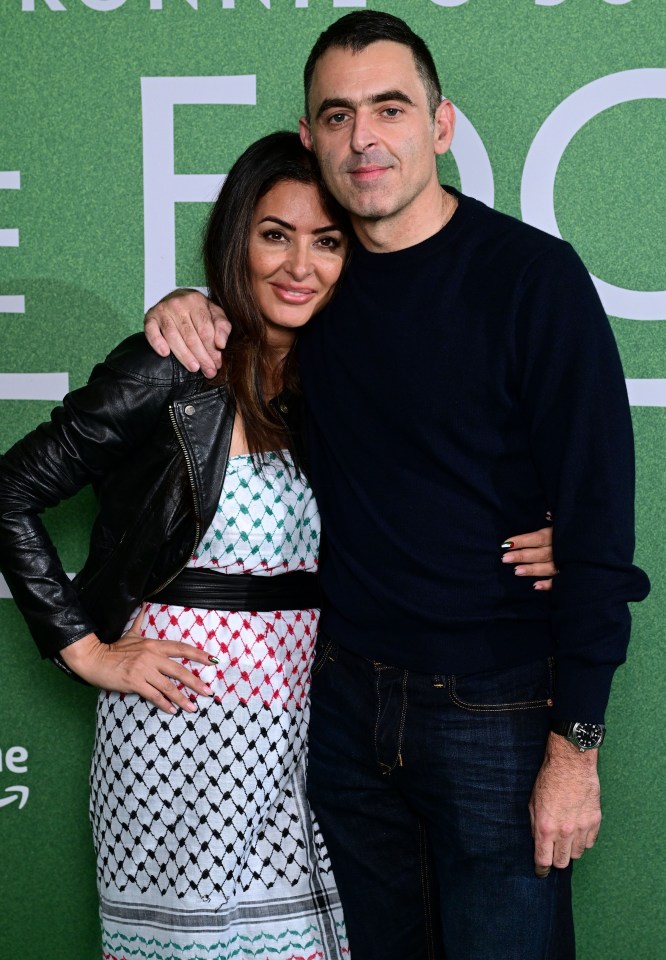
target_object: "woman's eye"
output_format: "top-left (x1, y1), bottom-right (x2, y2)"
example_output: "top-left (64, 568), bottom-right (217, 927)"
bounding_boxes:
top-left (262, 230), bottom-right (285, 242)
top-left (317, 236), bottom-right (340, 250)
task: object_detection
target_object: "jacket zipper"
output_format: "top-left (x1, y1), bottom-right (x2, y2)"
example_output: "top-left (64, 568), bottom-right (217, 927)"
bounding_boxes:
top-left (149, 405), bottom-right (202, 595)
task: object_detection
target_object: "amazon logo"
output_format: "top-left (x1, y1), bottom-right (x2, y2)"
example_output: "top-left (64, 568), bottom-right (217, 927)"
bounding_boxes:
top-left (0, 747), bottom-right (29, 810)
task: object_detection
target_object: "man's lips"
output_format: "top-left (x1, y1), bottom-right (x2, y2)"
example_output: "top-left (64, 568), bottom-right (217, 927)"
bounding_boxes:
top-left (348, 165), bottom-right (390, 182)
top-left (270, 283), bottom-right (317, 304)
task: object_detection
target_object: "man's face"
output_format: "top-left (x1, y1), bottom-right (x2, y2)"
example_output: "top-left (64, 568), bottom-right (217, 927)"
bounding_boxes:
top-left (300, 41), bottom-right (451, 225)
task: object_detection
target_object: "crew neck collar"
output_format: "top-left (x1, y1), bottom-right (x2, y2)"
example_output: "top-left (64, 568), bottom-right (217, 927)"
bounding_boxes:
top-left (350, 186), bottom-right (468, 267)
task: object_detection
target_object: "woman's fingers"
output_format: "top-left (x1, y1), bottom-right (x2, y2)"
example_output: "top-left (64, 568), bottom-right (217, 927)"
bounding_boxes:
top-left (533, 579), bottom-right (553, 592)
top-left (503, 526), bottom-right (553, 551)
top-left (159, 658), bottom-right (214, 699)
top-left (507, 561), bottom-right (558, 578)
top-left (501, 526), bottom-right (557, 579)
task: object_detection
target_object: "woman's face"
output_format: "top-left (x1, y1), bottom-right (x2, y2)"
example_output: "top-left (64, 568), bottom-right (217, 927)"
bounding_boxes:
top-left (248, 179), bottom-right (348, 350)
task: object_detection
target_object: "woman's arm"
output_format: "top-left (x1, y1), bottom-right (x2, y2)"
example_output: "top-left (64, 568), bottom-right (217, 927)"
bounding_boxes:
top-left (0, 335), bottom-right (213, 711)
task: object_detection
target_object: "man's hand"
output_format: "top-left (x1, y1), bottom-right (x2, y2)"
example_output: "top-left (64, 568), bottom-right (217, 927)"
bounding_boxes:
top-left (529, 731), bottom-right (601, 877)
top-left (59, 606), bottom-right (215, 714)
top-left (502, 525), bottom-right (557, 591)
top-left (144, 288), bottom-right (230, 379)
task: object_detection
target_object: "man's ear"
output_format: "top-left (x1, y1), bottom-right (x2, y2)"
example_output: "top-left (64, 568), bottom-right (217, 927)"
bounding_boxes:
top-left (434, 98), bottom-right (455, 157)
top-left (299, 117), bottom-right (314, 152)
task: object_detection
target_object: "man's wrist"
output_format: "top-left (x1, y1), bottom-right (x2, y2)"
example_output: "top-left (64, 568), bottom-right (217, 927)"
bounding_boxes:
top-left (550, 720), bottom-right (606, 752)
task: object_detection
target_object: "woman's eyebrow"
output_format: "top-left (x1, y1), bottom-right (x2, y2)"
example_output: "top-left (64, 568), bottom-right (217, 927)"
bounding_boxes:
top-left (258, 216), bottom-right (294, 230)
top-left (258, 217), bottom-right (341, 235)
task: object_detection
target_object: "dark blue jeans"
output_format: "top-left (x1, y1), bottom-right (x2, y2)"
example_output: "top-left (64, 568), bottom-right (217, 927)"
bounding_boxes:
top-left (307, 639), bottom-right (574, 960)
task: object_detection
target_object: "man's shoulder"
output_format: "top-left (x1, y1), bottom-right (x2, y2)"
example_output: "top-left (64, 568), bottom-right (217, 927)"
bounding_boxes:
top-left (457, 190), bottom-right (571, 264)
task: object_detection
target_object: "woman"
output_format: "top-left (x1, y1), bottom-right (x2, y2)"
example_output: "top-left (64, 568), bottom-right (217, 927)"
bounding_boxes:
top-left (0, 132), bottom-right (555, 960)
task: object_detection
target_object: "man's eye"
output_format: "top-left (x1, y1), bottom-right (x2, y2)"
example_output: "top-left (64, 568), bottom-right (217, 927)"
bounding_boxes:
top-left (328, 113), bottom-right (348, 125)
top-left (383, 108), bottom-right (402, 118)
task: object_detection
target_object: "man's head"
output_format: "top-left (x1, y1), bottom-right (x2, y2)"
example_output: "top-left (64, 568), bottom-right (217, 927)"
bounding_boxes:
top-left (299, 11), bottom-right (455, 244)
top-left (303, 11), bottom-right (443, 122)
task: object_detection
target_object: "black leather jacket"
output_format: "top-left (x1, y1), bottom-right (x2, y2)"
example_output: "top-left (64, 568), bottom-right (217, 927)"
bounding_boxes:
top-left (0, 334), bottom-right (302, 659)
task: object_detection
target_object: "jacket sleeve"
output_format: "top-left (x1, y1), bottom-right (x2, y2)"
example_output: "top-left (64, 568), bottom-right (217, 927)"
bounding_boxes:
top-left (517, 242), bottom-right (650, 723)
top-left (0, 334), bottom-right (177, 657)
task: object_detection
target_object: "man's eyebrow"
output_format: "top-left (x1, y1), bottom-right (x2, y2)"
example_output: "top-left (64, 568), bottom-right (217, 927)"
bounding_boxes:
top-left (315, 90), bottom-right (415, 120)
top-left (258, 216), bottom-right (342, 234)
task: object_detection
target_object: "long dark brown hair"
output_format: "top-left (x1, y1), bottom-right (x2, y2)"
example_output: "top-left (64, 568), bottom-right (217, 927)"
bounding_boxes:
top-left (203, 131), bottom-right (348, 460)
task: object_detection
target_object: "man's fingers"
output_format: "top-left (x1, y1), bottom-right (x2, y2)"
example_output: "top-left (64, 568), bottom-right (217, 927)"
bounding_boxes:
top-left (533, 839), bottom-right (554, 877)
top-left (182, 311), bottom-right (221, 378)
top-left (144, 315), bottom-right (171, 358)
top-left (156, 319), bottom-right (203, 373)
top-left (213, 314), bottom-right (232, 350)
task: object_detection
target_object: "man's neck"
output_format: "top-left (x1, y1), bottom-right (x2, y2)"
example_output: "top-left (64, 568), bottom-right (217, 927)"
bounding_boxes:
top-left (351, 183), bottom-right (458, 254)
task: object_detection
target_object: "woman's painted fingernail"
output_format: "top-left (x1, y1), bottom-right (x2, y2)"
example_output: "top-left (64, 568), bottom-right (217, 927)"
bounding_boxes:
top-left (514, 566), bottom-right (525, 576)
top-left (208, 655), bottom-right (219, 665)
top-left (202, 685), bottom-right (213, 696)
top-left (501, 541), bottom-right (514, 550)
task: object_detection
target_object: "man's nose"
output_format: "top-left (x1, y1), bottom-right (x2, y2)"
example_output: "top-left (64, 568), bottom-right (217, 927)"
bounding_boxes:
top-left (350, 110), bottom-right (377, 153)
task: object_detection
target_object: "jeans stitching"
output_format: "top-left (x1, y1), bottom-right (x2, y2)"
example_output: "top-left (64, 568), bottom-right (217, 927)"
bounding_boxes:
top-left (448, 662), bottom-right (554, 713)
top-left (418, 820), bottom-right (437, 960)
top-left (311, 637), bottom-right (334, 678)
top-left (374, 667), bottom-right (409, 774)
top-left (373, 670), bottom-right (389, 772)
top-left (396, 669), bottom-right (408, 767)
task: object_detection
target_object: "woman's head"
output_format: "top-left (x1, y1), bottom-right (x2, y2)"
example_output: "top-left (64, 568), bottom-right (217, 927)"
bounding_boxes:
top-left (204, 131), bottom-right (349, 348)
top-left (202, 131), bottom-right (350, 459)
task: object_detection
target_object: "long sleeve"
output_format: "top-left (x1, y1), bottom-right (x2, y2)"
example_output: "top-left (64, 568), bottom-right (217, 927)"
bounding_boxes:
top-left (518, 243), bottom-right (650, 721)
top-left (0, 336), bottom-right (176, 657)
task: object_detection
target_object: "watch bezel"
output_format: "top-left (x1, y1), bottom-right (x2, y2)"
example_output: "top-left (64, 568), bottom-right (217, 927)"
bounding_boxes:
top-left (551, 720), bottom-right (606, 751)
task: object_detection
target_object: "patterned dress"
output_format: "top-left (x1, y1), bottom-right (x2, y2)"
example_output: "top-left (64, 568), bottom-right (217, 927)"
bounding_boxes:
top-left (90, 452), bottom-right (348, 960)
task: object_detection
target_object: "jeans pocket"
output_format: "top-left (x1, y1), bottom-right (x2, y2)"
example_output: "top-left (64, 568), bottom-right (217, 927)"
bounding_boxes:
top-left (449, 658), bottom-right (554, 713)
top-left (311, 635), bottom-right (338, 678)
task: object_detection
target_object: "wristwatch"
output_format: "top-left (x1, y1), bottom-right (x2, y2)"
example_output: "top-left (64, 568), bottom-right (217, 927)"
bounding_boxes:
top-left (550, 720), bottom-right (606, 752)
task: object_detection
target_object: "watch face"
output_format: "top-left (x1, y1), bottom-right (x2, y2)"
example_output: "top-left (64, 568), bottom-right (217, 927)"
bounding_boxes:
top-left (572, 723), bottom-right (605, 749)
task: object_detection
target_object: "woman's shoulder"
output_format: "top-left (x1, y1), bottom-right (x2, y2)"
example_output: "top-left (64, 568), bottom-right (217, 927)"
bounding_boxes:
top-left (100, 332), bottom-right (202, 388)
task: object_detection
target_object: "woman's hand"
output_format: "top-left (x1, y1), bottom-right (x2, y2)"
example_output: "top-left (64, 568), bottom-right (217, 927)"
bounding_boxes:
top-left (501, 525), bottom-right (557, 591)
top-left (144, 288), bottom-right (230, 379)
top-left (59, 606), bottom-right (215, 714)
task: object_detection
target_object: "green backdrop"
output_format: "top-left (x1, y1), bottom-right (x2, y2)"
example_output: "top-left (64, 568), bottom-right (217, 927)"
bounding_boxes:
top-left (1, 1), bottom-right (664, 958)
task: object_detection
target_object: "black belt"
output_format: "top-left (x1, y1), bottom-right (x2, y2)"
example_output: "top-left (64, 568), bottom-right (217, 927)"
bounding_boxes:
top-left (147, 567), bottom-right (322, 611)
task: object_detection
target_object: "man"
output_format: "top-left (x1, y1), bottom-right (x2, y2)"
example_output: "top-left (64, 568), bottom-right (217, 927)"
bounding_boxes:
top-left (144, 12), bottom-right (649, 959)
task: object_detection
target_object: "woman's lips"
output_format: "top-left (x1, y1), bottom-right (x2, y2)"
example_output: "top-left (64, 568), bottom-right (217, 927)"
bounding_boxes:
top-left (270, 283), bottom-right (317, 304)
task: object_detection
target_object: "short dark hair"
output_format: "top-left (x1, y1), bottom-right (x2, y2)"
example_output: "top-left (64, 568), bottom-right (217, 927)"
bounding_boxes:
top-left (203, 131), bottom-right (348, 462)
top-left (303, 11), bottom-right (443, 119)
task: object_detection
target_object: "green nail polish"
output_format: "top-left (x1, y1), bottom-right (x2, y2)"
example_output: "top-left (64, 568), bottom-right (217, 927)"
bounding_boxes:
top-left (501, 541), bottom-right (514, 550)
top-left (208, 656), bottom-right (219, 665)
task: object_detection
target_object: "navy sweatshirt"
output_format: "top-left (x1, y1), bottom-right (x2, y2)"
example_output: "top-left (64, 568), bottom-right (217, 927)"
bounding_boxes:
top-left (298, 188), bottom-right (650, 723)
